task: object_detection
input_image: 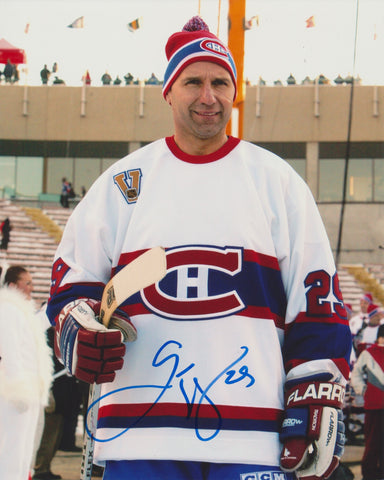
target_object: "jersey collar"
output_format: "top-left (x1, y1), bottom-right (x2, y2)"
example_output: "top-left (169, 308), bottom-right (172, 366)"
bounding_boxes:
top-left (165, 135), bottom-right (240, 164)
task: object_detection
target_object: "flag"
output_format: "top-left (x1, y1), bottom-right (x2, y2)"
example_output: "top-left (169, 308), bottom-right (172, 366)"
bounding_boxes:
top-left (244, 15), bottom-right (260, 30)
top-left (127, 17), bottom-right (142, 32)
top-left (24, 22), bottom-right (30, 34)
top-left (305, 15), bottom-right (315, 28)
top-left (67, 16), bottom-right (84, 28)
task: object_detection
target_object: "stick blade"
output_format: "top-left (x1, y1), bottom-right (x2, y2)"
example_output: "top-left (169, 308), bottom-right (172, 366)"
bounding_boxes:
top-left (100, 246), bottom-right (167, 326)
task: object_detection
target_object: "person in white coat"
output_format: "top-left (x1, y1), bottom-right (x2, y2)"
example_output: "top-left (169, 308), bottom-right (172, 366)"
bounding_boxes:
top-left (0, 266), bottom-right (53, 480)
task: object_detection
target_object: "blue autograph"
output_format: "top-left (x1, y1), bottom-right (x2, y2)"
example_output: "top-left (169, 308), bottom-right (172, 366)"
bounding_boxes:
top-left (86, 340), bottom-right (255, 443)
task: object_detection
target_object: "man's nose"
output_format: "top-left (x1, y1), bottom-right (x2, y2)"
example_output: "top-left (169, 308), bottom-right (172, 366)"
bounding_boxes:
top-left (199, 83), bottom-right (215, 104)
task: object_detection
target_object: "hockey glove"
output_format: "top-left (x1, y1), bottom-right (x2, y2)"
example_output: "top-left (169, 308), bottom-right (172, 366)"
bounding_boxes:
top-left (54, 299), bottom-right (137, 384)
top-left (280, 381), bottom-right (346, 480)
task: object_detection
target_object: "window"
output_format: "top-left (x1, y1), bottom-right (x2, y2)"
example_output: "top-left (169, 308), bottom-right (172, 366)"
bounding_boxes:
top-left (374, 159), bottom-right (384, 201)
top-left (74, 158), bottom-right (101, 194)
top-left (319, 158), bottom-right (373, 202)
top-left (319, 159), bottom-right (345, 201)
top-left (16, 157), bottom-right (43, 197)
top-left (46, 157), bottom-right (74, 195)
top-left (0, 156), bottom-right (16, 195)
top-left (347, 159), bottom-right (372, 201)
top-left (0, 156), bottom-right (42, 197)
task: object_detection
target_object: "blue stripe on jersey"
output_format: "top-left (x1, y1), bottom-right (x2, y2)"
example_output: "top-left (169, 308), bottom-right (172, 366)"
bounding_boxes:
top-left (120, 256), bottom-right (287, 321)
top-left (283, 322), bottom-right (352, 365)
top-left (97, 415), bottom-right (280, 433)
top-left (47, 283), bottom-right (104, 324)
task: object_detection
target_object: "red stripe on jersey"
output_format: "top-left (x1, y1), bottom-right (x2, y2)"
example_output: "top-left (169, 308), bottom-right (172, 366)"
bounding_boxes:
top-left (243, 249), bottom-right (280, 271)
top-left (99, 402), bottom-right (282, 422)
top-left (290, 312), bottom-right (349, 327)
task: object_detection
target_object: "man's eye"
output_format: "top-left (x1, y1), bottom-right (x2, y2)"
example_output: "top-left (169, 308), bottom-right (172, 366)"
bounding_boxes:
top-left (213, 80), bottom-right (228, 87)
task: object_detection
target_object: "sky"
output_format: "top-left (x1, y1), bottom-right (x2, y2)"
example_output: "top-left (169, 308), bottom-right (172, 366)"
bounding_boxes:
top-left (1, 0), bottom-right (384, 86)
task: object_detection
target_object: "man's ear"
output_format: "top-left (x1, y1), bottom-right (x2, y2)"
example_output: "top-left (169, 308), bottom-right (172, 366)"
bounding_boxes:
top-left (165, 91), bottom-right (172, 106)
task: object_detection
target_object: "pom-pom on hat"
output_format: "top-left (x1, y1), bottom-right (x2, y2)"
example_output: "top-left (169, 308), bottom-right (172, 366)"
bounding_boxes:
top-left (162, 16), bottom-right (237, 99)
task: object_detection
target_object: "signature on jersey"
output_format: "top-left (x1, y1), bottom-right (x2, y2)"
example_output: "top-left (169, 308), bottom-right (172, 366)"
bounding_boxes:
top-left (86, 340), bottom-right (255, 442)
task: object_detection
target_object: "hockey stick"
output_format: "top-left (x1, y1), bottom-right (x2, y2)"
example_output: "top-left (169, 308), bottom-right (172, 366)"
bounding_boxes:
top-left (80, 246), bottom-right (167, 480)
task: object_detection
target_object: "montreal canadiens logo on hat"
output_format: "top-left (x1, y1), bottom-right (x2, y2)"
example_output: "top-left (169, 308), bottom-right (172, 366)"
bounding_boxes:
top-left (201, 39), bottom-right (228, 58)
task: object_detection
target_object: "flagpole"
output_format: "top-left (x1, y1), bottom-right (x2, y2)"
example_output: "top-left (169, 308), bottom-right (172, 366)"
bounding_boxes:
top-left (81, 78), bottom-right (87, 117)
top-left (22, 80), bottom-right (28, 116)
top-left (217, 0), bottom-right (222, 36)
top-left (335, 0), bottom-right (360, 267)
top-left (22, 24), bottom-right (30, 116)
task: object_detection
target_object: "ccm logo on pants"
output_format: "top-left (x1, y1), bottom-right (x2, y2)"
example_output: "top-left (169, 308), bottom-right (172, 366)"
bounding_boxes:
top-left (240, 471), bottom-right (288, 480)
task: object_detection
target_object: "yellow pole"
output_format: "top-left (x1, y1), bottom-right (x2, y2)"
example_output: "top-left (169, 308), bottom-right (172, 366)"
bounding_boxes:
top-left (227, 0), bottom-right (246, 138)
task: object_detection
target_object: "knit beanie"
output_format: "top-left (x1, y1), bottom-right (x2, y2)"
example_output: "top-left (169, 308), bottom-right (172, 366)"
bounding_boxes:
top-left (362, 292), bottom-right (373, 304)
top-left (162, 16), bottom-right (237, 99)
top-left (368, 303), bottom-right (380, 318)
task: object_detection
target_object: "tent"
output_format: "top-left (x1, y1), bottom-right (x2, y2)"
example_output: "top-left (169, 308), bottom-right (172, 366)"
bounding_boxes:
top-left (0, 38), bottom-right (26, 64)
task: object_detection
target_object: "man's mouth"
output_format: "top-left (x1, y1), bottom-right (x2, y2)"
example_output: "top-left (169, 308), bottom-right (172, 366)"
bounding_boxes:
top-left (194, 111), bottom-right (218, 117)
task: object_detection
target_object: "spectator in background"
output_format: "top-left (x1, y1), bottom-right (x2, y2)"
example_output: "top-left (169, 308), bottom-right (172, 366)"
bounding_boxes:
top-left (301, 76), bottom-right (313, 85)
top-left (40, 64), bottom-right (51, 85)
top-left (286, 73), bottom-right (296, 85)
top-left (349, 292), bottom-right (373, 336)
top-left (350, 324), bottom-right (384, 480)
top-left (67, 182), bottom-right (76, 200)
top-left (124, 72), bottom-right (134, 85)
top-left (318, 74), bottom-right (329, 85)
top-left (82, 70), bottom-right (91, 85)
top-left (60, 178), bottom-right (70, 208)
top-left (12, 65), bottom-right (20, 84)
top-left (52, 76), bottom-right (65, 85)
top-left (0, 217), bottom-right (12, 250)
top-left (0, 266), bottom-right (53, 480)
top-left (354, 303), bottom-right (384, 356)
top-left (113, 75), bottom-right (122, 85)
top-left (3, 59), bottom-right (14, 83)
top-left (145, 72), bottom-right (160, 85)
top-left (334, 74), bottom-right (344, 85)
top-left (101, 71), bottom-right (112, 85)
top-left (33, 326), bottom-right (64, 480)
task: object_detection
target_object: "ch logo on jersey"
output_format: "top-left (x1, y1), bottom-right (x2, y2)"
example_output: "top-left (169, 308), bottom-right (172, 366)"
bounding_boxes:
top-left (113, 168), bottom-right (142, 204)
top-left (142, 246), bottom-right (245, 320)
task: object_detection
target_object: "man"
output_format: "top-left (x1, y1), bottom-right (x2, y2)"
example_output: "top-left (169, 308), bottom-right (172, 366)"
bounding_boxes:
top-left (40, 64), bottom-right (51, 85)
top-left (47, 16), bottom-right (351, 480)
top-left (60, 177), bottom-right (70, 208)
top-left (349, 292), bottom-right (373, 336)
top-left (354, 303), bottom-right (384, 356)
top-left (350, 324), bottom-right (384, 480)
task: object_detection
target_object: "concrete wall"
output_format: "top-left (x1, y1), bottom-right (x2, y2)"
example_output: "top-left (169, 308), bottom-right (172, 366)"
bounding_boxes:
top-left (3, 84), bottom-right (384, 143)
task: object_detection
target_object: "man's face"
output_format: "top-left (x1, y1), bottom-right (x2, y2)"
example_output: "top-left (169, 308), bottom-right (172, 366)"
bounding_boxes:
top-left (369, 311), bottom-right (382, 326)
top-left (360, 299), bottom-right (370, 313)
top-left (166, 61), bottom-right (235, 147)
top-left (14, 271), bottom-right (34, 300)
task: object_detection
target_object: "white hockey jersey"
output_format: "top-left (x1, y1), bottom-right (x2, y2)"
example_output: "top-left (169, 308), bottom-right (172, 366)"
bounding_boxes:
top-left (47, 136), bottom-right (351, 467)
